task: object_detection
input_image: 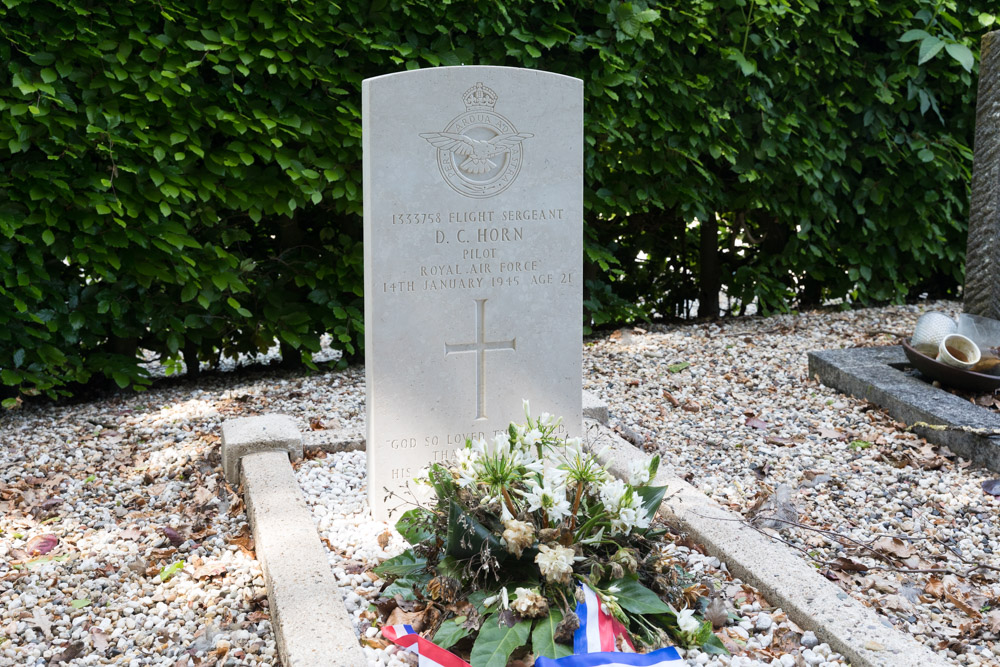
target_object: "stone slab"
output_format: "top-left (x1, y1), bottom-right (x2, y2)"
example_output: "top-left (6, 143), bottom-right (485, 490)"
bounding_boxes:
top-left (582, 390), bottom-right (609, 424)
top-left (966, 30), bottom-right (1000, 321)
top-left (241, 450), bottom-right (365, 667)
top-left (584, 420), bottom-right (951, 667)
top-left (220, 414), bottom-right (303, 485)
top-left (808, 346), bottom-right (1000, 471)
top-left (363, 66), bottom-right (584, 520)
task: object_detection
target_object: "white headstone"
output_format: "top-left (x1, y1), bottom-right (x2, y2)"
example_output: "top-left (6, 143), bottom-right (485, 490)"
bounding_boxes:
top-left (363, 66), bottom-right (583, 520)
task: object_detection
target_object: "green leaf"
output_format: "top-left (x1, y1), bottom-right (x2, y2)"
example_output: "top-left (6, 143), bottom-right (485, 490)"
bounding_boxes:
top-left (150, 169), bottom-right (165, 187)
top-left (41, 230), bottom-right (55, 246)
top-left (40, 68), bottom-right (58, 84)
top-left (944, 43), bottom-right (974, 72)
top-left (470, 615), bottom-right (531, 667)
top-left (447, 500), bottom-right (506, 561)
top-left (395, 507), bottom-right (435, 545)
top-left (531, 608), bottom-right (572, 660)
top-left (29, 52), bottom-right (56, 66)
top-left (701, 628), bottom-right (730, 655)
top-left (917, 37), bottom-right (944, 65)
top-left (668, 362), bottom-right (690, 373)
top-left (610, 576), bottom-right (672, 615)
top-left (71, 598), bottom-right (91, 609)
top-left (381, 572), bottom-right (430, 600)
top-left (636, 485), bottom-right (667, 524)
top-left (432, 617), bottom-right (471, 650)
top-left (373, 550), bottom-right (426, 578)
top-left (159, 560), bottom-right (184, 582)
top-left (898, 29), bottom-right (931, 42)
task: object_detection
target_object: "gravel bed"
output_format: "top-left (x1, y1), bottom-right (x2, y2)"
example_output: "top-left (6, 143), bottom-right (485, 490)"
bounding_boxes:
top-left (587, 300), bottom-right (1000, 666)
top-left (1, 300), bottom-right (994, 666)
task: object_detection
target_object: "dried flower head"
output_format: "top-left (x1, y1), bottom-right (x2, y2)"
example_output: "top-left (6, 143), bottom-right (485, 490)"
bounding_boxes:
top-left (536, 543), bottom-right (576, 585)
top-left (510, 587), bottom-right (549, 618)
top-left (501, 519), bottom-right (534, 559)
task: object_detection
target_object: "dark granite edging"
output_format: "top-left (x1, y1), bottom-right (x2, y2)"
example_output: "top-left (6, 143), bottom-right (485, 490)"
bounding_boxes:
top-left (807, 346), bottom-right (1000, 472)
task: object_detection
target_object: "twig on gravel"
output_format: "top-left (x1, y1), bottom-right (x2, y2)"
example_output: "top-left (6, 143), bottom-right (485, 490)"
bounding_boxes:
top-left (693, 511), bottom-right (999, 579)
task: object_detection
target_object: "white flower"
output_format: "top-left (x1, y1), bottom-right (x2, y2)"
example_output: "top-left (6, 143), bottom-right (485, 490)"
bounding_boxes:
top-left (627, 458), bottom-right (652, 486)
top-left (521, 428), bottom-right (543, 447)
top-left (483, 586), bottom-right (510, 610)
top-left (676, 607), bottom-right (700, 634)
top-left (538, 412), bottom-right (556, 427)
top-left (454, 447), bottom-right (479, 487)
top-left (599, 478), bottom-right (628, 508)
top-left (522, 399), bottom-right (531, 420)
top-left (523, 474), bottom-right (572, 525)
top-left (599, 478), bottom-right (647, 535)
top-left (535, 543), bottom-right (576, 585)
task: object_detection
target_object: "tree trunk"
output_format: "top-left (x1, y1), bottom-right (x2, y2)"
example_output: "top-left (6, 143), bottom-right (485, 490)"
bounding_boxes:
top-left (698, 212), bottom-right (721, 318)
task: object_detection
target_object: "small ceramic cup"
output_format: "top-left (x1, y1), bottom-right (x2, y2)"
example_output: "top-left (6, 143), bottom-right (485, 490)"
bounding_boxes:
top-left (936, 333), bottom-right (981, 370)
top-left (911, 312), bottom-right (957, 356)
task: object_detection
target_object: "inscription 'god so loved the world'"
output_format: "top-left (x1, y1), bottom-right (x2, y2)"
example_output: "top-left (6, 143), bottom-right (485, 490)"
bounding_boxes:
top-left (363, 67), bottom-right (583, 520)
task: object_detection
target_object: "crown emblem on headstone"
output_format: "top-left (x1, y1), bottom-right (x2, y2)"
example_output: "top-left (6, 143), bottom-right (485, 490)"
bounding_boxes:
top-left (420, 82), bottom-right (531, 199)
top-left (463, 82), bottom-right (498, 111)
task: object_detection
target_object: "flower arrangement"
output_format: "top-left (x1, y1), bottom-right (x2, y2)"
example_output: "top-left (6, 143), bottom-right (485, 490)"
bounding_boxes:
top-left (371, 403), bottom-right (727, 665)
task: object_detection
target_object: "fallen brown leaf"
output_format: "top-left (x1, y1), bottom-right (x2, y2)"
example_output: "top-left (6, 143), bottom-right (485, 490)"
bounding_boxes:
top-left (193, 561), bottom-right (228, 580)
top-left (228, 526), bottom-right (255, 558)
top-left (830, 557), bottom-right (868, 573)
top-left (872, 536), bottom-right (915, 559)
top-left (25, 534), bottom-right (58, 556)
top-left (386, 606), bottom-right (431, 632)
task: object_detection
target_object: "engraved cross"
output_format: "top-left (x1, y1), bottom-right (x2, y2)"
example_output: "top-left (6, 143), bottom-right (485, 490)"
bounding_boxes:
top-left (444, 298), bottom-right (516, 420)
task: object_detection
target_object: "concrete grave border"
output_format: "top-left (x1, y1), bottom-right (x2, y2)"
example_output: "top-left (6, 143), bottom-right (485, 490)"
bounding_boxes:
top-left (808, 345), bottom-right (1000, 472)
top-left (221, 416), bottom-right (366, 667)
top-left (221, 390), bottom-right (947, 667)
top-left (583, 420), bottom-right (950, 667)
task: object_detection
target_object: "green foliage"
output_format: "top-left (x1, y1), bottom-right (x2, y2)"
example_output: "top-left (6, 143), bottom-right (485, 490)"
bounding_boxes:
top-left (470, 615), bottom-right (532, 667)
top-left (0, 0), bottom-right (992, 398)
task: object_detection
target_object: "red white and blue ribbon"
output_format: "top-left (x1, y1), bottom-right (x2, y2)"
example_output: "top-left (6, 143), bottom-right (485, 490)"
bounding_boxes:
top-left (381, 624), bottom-right (472, 667)
top-left (534, 584), bottom-right (685, 667)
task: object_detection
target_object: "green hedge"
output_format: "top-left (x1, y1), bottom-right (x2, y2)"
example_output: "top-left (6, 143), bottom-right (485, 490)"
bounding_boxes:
top-left (0, 0), bottom-right (994, 401)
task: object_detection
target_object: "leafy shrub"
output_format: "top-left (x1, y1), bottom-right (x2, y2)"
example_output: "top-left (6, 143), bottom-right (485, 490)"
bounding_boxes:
top-left (0, 0), bottom-right (994, 400)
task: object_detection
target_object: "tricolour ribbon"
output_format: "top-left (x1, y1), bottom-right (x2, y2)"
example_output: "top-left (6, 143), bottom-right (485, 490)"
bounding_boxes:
top-left (534, 584), bottom-right (686, 667)
top-left (381, 624), bottom-right (472, 667)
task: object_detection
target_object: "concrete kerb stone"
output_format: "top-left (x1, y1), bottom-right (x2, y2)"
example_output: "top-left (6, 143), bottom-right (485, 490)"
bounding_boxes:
top-left (807, 346), bottom-right (1000, 472)
top-left (583, 419), bottom-right (951, 667)
top-left (221, 416), bottom-right (363, 666)
top-left (221, 414), bottom-right (303, 485)
top-left (582, 389), bottom-right (610, 424)
top-left (241, 450), bottom-right (365, 667)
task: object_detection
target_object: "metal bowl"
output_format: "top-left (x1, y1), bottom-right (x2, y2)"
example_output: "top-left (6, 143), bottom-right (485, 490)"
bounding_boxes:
top-left (900, 340), bottom-right (1000, 393)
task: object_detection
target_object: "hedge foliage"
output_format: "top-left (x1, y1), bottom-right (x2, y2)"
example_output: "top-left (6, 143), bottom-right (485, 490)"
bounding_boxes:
top-left (0, 0), bottom-right (995, 401)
